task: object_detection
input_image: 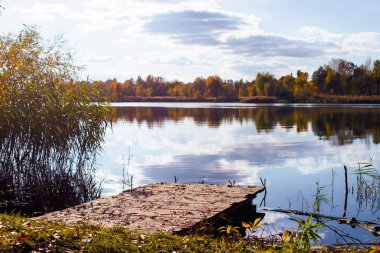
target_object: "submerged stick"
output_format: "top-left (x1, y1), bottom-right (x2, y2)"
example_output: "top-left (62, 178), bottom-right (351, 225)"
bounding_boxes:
top-left (263, 208), bottom-right (380, 236)
top-left (259, 177), bottom-right (267, 207)
top-left (343, 165), bottom-right (348, 217)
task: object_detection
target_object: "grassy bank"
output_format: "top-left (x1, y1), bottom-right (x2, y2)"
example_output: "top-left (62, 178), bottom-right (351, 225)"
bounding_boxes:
top-left (0, 214), bottom-right (372, 252)
top-left (114, 96), bottom-right (241, 103)
top-left (114, 95), bottom-right (277, 103)
top-left (112, 95), bottom-right (380, 104)
top-left (295, 95), bottom-right (380, 104)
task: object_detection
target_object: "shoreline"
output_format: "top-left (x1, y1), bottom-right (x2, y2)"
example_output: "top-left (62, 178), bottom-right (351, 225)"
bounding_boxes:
top-left (110, 95), bottom-right (380, 104)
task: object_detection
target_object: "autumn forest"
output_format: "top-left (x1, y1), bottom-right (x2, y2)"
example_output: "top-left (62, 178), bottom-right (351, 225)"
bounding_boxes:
top-left (91, 58), bottom-right (380, 102)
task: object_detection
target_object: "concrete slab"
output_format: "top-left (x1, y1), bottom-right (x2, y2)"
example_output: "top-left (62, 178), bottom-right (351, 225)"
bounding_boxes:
top-left (37, 183), bottom-right (264, 233)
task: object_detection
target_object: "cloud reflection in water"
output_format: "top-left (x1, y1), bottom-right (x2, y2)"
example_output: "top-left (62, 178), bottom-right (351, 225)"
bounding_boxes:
top-left (99, 104), bottom-right (380, 241)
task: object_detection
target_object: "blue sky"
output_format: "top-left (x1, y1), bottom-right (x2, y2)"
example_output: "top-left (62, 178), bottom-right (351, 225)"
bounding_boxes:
top-left (1, 0), bottom-right (380, 82)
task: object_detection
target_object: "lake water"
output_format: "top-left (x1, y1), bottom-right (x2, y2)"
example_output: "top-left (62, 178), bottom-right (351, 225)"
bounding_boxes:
top-left (99, 103), bottom-right (380, 245)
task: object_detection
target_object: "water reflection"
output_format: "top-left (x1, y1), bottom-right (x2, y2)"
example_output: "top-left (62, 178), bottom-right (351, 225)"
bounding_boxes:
top-left (110, 105), bottom-right (380, 145)
top-left (99, 103), bottom-right (380, 244)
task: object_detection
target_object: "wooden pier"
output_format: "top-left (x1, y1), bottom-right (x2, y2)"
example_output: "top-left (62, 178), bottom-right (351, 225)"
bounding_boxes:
top-left (38, 183), bottom-right (264, 233)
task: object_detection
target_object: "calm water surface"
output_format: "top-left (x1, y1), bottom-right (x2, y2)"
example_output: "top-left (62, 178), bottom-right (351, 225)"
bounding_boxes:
top-left (99, 103), bottom-right (380, 245)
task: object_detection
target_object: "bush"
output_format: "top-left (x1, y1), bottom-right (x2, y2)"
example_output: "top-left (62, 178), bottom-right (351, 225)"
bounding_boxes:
top-left (0, 27), bottom-right (109, 214)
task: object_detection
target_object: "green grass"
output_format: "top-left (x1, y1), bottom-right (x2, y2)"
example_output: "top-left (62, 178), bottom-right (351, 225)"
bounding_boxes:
top-left (0, 214), bottom-right (255, 252)
top-left (0, 214), bottom-right (371, 252)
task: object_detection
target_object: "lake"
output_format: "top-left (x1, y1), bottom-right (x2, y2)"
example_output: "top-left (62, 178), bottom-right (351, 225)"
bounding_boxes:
top-left (99, 102), bottom-right (380, 245)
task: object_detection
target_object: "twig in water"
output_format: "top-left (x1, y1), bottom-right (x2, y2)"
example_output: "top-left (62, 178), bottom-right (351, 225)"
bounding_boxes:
top-left (330, 169), bottom-right (336, 211)
top-left (264, 208), bottom-right (380, 236)
top-left (121, 147), bottom-right (134, 193)
top-left (259, 177), bottom-right (267, 207)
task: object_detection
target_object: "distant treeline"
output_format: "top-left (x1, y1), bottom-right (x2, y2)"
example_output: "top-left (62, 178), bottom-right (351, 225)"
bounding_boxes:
top-left (90, 58), bottom-right (380, 102)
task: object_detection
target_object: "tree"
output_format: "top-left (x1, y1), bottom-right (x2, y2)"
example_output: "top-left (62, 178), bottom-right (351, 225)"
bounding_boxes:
top-left (280, 74), bottom-right (295, 91)
top-left (222, 82), bottom-right (237, 98)
top-left (328, 59), bottom-right (356, 95)
top-left (324, 66), bottom-right (337, 95)
top-left (206, 76), bottom-right (223, 98)
top-left (303, 81), bottom-right (318, 95)
top-left (255, 73), bottom-right (277, 96)
top-left (135, 76), bottom-right (146, 96)
top-left (167, 80), bottom-right (183, 97)
top-left (193, 77), bottom-right (206, 97)
top-left (247, 81), bottom-right (256, 96)
top-left (109, 78), bottom-right (120, 100)
top-left (373, 60), bottom-right (380, 79)
top-left (239, 84), bottom-right (248, 97)
top-left (121, 79), bottom-right (135, 96)
top-left (371, 59), bottom-right (380, 95)
top-left (294, 70), bottom-right (308, 96)
top-left (312, 66), bottom-right (327, 93)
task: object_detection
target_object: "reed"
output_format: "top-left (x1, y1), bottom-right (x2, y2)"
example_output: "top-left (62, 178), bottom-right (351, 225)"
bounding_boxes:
top-left (0, 27), bottom-right (109, 215)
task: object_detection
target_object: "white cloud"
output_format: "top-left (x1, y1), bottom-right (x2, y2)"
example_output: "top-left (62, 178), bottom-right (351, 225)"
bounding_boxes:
top-left (217, 159), bottom-right (263, 184)
top-left (298, 26), bottom-right (380, 57)
top-left (342, 32), bottom-right (380, 55)
top-left (145, 154), bottom-right (176, 166)
top-left (10, 3), bottom-right (71, 22)
top-left (298, 26), bottom-right (343, 42)
top-left (84, 55), bottom-right (116, 64)
top-left (2, 0), bottom-right (380, 81)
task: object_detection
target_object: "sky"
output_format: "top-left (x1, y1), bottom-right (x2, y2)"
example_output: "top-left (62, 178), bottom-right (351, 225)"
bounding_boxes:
top-left (1, 0), bottom-right (380, 82)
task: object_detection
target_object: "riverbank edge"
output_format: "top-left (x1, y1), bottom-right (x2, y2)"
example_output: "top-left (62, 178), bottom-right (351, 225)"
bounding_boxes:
top-left (0, 214), bottom-right (371, 252)
top-left (111, 95), bottom-right (380, 104)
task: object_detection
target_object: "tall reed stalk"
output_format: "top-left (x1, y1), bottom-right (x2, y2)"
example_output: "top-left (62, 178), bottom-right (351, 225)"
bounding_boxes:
top-left (0, 27), bottom-right (109, 215)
